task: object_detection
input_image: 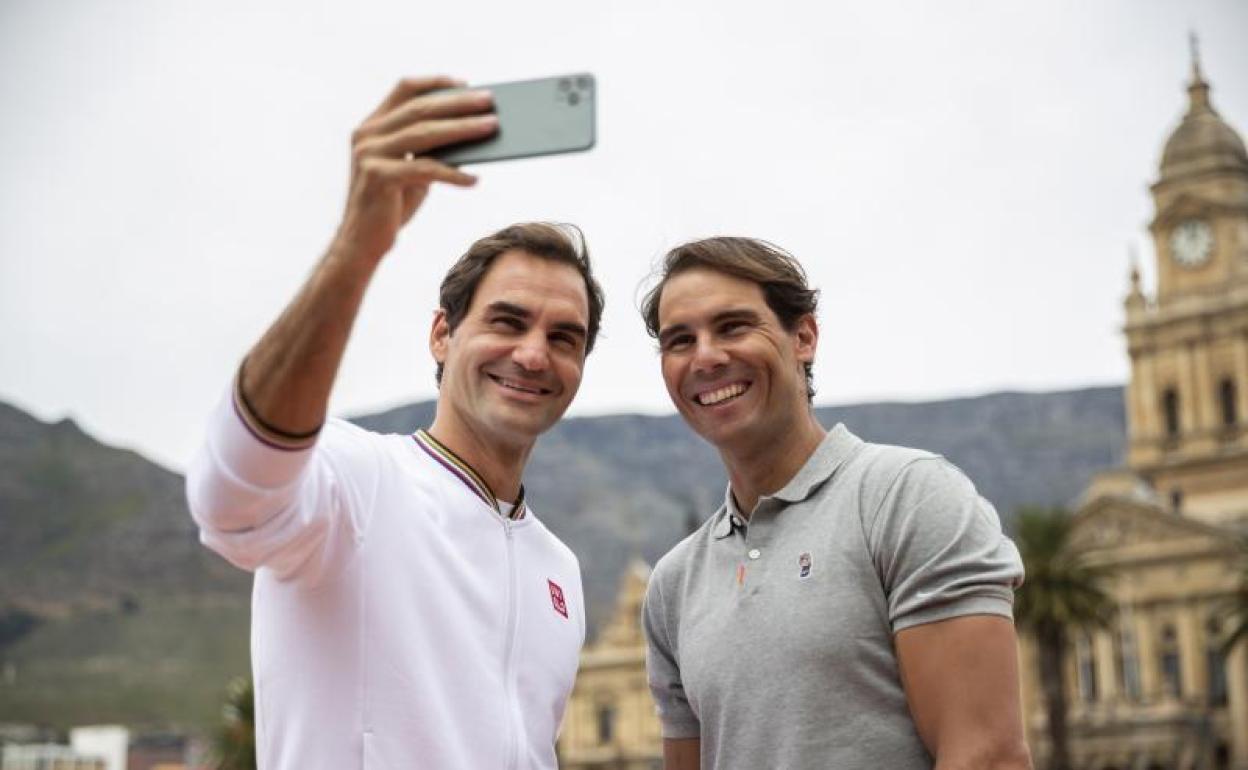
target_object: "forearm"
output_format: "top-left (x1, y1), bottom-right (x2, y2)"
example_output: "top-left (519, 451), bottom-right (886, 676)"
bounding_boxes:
top-left (241, 241), bottom-right (380, 438)
top-left (662, 738), bottom-right (700, 770)
top-left (232, 77), bottom-right (493, 438)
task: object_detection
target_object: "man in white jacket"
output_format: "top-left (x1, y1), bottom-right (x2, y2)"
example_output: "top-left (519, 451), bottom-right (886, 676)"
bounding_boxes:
top-left (186, 76), bottom-right (603, 770)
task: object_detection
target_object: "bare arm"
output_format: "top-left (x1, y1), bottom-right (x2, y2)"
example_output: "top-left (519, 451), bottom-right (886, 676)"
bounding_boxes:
top-left (240, 76), bottom-right (498, 439)
top-left (663, 738), bottom-right (700, 770)
top-left (895, 615), bottom-right (1032, 770)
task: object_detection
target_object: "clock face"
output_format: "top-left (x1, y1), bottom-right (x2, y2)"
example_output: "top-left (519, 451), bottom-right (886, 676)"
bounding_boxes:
top-left (1170, 219), bottom-right (1213, 268)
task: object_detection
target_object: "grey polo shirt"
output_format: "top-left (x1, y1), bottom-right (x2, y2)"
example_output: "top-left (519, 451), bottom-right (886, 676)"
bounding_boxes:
top-left (642, 424), bottom-right (1024, 770)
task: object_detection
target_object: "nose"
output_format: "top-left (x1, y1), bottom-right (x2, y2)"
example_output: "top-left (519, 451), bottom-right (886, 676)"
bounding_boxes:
top-left (512, 331), bottom-right (551, 373)
top-left (690, 335), bottom-right (729, 374)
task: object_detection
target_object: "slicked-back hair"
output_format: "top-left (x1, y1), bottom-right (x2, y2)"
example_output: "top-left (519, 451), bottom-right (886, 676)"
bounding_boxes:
top-left (641, 237), bottom-right (819, 402)
top-left (436, 222), bottom-right (604, 385)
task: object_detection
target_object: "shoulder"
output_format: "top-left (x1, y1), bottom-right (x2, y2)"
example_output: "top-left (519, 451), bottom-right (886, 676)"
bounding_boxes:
top-left (838, 439), bottom-right (992, 538)
top-left (837, 439), bottom-right (946, 505)
top-left (321, 417), bottom-right (391, 452)
top-left (323, 420), bottom-right (446, 474)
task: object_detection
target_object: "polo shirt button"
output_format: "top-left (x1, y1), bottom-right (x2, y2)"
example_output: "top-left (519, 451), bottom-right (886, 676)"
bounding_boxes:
top-left (747, 548), bottom-right (761, 560)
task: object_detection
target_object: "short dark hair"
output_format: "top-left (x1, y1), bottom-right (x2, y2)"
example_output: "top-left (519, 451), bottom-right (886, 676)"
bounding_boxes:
top-left (436, 222), bottom-right (604, 384)
top-left (640, 237), bottom-right (819, 401)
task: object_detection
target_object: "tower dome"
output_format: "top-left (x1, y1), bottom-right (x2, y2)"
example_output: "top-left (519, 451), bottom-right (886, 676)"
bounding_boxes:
top-left (1158, 45), bottom-right (1248, 182)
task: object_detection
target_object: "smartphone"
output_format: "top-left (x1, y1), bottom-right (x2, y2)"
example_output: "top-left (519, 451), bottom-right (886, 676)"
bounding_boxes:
top-left (433, 73), bottom-right (596, 166)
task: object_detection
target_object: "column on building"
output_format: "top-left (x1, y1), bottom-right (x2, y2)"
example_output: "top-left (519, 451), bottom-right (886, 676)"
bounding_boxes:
top-left (1094, 629), bottom-right (1119, 705)
top-left (1235, 332), bottom-right (1248, 430)
top-left (1177, 602), bottom-right (1206, 702)
top-left (1134, 609), bottom-right (1160, 703)
top-left (1138, 347), bottom-right (1161, 454)
top-left (1180, 342), bottom-right (1200, 439)
top-left (1193, 340), bottom-right (1218, 436)
top-left (1225, 642), bottom-right (1248, 770)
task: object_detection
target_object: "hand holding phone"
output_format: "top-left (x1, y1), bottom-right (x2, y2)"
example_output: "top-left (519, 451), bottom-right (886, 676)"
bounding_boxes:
top-left (432, 73), bottom-right (596, 166)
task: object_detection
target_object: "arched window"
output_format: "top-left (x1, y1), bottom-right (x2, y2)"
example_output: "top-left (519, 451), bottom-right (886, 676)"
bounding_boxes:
top-left (596, 703), bottom-right (615, 745)
top-left (1162, 388), bottom-right (1181, 438)
top-left (1219, 378), bottom-right (1238, 428)
top-left (1076, 632), bottom-right (1098, 702)
top-left (1159, 623), bottom-right (1182, 698)
top-left (1207, 617), bottom-right (1229, 707)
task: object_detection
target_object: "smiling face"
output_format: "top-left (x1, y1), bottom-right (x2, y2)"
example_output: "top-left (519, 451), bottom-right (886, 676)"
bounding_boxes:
top-left (430, 249), bottom-right (590, 453)
top-left (657, 267), bottom-right (817, 455)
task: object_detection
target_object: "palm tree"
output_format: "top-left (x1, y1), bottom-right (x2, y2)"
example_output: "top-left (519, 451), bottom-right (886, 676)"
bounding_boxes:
top-left (1013, 507), bottom-right (1114, 770)
top-left (213, 677), bottom-right (257, 770)
top-left (1222, 539), bottom-right (1248, 653)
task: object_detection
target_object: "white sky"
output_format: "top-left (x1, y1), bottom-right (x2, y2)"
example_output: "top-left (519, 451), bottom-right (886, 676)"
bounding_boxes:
top-left (2, 1), bottom-right (1246, 471)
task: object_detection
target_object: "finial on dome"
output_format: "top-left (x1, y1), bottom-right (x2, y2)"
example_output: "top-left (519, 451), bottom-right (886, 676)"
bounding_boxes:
top-left (1128, 243), bottom-right (1141, 293)
top-left (1185, 30), bottom-right (1212, 112)
top-left (1189, 30), bottom-right (1203, 83)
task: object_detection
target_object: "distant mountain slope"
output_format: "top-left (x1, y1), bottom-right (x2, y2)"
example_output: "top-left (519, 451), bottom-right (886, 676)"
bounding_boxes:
top-left (0, 402), bottom-right (250, 730)
top-left (0, 403), bottom-right (246, 608)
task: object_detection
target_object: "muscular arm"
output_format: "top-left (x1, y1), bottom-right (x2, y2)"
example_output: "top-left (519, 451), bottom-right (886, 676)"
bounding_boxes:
top-left (663, 738), bottom-right (700, 770)
top-left (240, 77), bottom-right (497, 438)
top-left (895, 615), bottom-right (1032, 770)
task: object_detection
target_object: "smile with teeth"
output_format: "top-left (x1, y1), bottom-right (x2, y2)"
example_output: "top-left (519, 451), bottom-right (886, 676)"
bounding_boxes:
top-left (696, 382), bottom-right (750, 406)
top-left (488, 374), bottom-right (551, 396)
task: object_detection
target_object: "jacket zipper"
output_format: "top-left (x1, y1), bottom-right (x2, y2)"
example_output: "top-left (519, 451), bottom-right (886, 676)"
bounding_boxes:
top-left (502, 519), bottom-right (519, 770)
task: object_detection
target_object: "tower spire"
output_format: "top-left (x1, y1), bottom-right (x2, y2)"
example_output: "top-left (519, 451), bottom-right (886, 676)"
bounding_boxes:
top-left (1124, 241), bottom-right (1146, 318)
top-left (1188, 30), bottom-right (1203, 83)
top-left (1128, 243), bottom-right (1141, 292)
top-left (1185, 30), bottom-right (1212, 112)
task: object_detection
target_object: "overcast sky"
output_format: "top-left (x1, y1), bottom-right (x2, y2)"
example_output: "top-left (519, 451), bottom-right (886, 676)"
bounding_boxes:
top-left (2, 1), bottom-right (1246, 471)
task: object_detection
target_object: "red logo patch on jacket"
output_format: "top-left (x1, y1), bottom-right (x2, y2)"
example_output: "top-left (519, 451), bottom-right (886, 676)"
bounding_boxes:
top-left (548, 579), bottom-right (568, 619)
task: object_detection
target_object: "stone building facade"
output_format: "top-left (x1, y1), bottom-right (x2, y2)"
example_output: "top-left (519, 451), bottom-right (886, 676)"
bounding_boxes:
top-left (1020, 50), bottom-right (1248, 770)
top-left (559, 561), bottom-right (662, 770)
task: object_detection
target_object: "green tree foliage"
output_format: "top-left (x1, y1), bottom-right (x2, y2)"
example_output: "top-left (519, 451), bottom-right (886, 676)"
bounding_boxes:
top-left (1223, 540), bottom-right (1248, 654)
top-left (1013, 507), bottom-right (1114, 770)
top-left (213, 677), bottom-right (256, 770)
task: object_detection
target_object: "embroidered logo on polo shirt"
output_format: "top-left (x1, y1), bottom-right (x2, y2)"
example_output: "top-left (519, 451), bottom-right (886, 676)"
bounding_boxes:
top-left (798, 552), bottom-right (813, 580)
top-left (548, 579), bottom-right (568, 619)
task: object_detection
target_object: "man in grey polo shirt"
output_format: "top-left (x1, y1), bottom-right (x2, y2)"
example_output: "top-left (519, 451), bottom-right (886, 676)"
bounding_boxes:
top-left (639, 237), bottom-right (1031, 770)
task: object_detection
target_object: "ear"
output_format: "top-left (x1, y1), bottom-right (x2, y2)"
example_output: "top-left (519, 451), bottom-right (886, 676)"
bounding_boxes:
top-left (429, 308), bottom-right (451, 364)
top-left (793, 313), bottom-right (818, 364)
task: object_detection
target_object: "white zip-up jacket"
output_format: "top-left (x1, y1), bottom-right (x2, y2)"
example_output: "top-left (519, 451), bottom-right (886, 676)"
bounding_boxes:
top-left (186, 391), bottom-right (585, 770)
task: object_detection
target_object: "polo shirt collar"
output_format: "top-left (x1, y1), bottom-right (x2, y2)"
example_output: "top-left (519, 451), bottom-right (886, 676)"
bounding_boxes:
top-left (710, 423), bottom-right (861, 538)
top-left (711, 491), bottom-right (745, 539)
top-left (770, 423), bottom-right (861, 504)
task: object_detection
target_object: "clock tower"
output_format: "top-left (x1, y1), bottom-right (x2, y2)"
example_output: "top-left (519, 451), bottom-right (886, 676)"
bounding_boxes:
top-left (1124, 40), bottom-right (1248, 525)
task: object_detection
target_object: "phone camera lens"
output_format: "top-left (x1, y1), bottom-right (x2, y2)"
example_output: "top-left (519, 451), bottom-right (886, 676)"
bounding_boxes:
top-left (558, 78), bottom-right (572, 92)
top-left (575, 76), bottom-right (590, 89)
top-left (567, 91), bottom-right (580, 106)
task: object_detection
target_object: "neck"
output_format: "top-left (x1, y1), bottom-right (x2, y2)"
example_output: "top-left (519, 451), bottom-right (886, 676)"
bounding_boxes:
top-left (722, 411), bottom-right (826, 516)
top-left (426, 411), bottom-right (532, 504)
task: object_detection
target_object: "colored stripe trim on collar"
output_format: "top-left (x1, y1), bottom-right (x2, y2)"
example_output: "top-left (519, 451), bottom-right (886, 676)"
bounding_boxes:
top-left (412, 430), bottom-right (527, 521)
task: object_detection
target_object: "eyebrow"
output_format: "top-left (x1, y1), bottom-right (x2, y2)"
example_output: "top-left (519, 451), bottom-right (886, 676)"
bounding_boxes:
top-left (487, 301), bottom-right (588, 340)
top-left (657, 308), bottom-right (762, 346)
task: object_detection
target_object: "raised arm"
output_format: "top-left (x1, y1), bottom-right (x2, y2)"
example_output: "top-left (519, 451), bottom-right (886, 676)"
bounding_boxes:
top-left (239, 77), bottom-right (497, 441)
